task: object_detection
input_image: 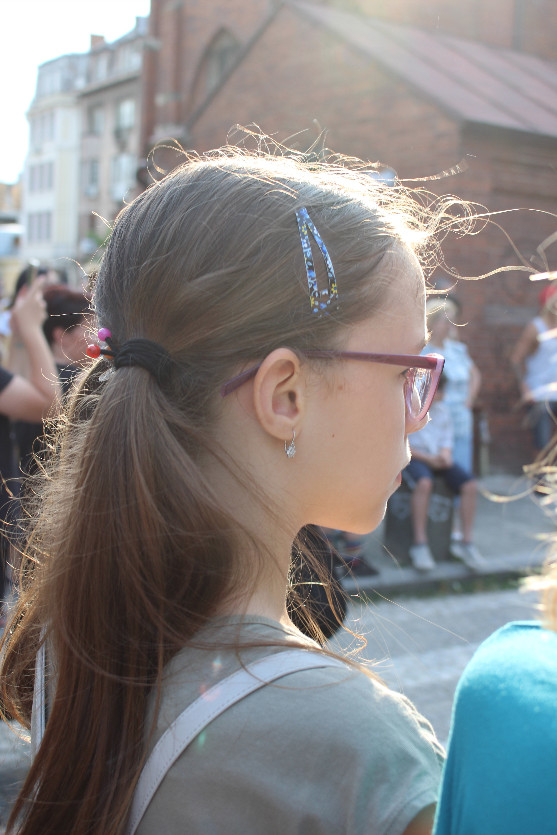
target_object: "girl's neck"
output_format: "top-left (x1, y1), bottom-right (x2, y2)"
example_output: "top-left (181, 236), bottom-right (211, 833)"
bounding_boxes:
top-left (218, 589), bottom-right (291, 627)
top-left (216, 537), bottom-right (294, 626)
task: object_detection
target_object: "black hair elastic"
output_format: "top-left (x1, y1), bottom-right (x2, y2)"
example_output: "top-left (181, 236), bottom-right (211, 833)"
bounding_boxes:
top-left (87, 330), bottom-right (173, 386)
top-left (114, 338), bottom-right (173, 386)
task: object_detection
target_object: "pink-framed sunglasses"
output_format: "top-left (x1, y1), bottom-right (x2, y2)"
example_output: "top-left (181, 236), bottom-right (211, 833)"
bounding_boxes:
top-left (221, 351), bottom-right (445, 422)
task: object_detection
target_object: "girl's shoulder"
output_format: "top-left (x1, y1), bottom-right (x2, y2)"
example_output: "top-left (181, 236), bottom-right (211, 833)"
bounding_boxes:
top-left (286, 661), bottom-right (444, 757)
top-left (434, 622), bottom-right (557, 835)
top-left (455, 621), bottom-right (557, 712)
top-left (468, 619), bottom-right (557, 660)
top-left (162, 642), bottom-right (444, 771)
top-left (140, 649), bottom-right (444, 835)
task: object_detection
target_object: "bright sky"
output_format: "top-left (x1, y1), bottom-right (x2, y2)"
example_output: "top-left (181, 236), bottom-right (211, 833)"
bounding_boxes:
top-left (0, 0), bottom-right (151, 184)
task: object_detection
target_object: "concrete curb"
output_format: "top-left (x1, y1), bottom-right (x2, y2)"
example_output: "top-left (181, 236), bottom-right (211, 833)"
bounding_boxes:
top-left (341, 550), bottom-right (547, 597)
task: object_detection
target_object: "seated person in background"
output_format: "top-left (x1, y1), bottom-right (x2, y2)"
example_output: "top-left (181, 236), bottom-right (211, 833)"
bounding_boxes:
top-left (404, 375), bottom-right (484, 572)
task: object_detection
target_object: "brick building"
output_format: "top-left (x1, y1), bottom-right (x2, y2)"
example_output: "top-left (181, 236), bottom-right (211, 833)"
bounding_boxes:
top-left (140, 0), bottom-right (557, 470)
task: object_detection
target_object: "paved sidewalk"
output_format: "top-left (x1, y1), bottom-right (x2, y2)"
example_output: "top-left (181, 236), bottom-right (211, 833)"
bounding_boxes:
top-left (343, 473), bottom-right (556, 596)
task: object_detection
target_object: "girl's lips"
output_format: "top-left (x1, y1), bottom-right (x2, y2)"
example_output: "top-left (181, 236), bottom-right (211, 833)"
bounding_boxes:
top-left (395, 471), bottom-right (402, 485)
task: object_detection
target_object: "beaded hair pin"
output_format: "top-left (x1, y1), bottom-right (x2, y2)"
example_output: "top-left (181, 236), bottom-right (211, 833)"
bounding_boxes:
top-left (295, 207), bottom-right (338, 315)
top-left (86, 327), bottom-right (114, 360)
top-left (86, 328), bottom-right (117, 381)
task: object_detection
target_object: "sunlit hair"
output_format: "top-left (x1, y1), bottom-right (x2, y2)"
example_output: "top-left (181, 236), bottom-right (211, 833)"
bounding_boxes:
top-left (0, 145), bottom-right (472, 834)
top-left (426, 295), bottom-right (458, 324)
top-left (540, 562), bottom-right (557, 633)
top-left (41, 284), bottom-right (91, 347)
top-left (524, 449), bottom-right (557, 633)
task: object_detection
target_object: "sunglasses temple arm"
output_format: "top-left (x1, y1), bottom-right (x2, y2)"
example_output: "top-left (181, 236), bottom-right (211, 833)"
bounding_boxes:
top-left (220, 365), bottom-right (260, 397)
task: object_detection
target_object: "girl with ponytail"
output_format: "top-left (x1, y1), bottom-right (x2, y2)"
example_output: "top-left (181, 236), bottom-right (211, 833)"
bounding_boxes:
top-left (1, 147), bottom-right (455, 834)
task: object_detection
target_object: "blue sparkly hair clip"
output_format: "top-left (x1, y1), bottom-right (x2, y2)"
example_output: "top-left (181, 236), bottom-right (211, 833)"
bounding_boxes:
top-left (295, 207), bottom-right (338, 315)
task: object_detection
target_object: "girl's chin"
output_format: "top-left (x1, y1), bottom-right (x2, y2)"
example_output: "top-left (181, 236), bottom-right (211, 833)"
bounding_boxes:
top-left (351, 506), bottom-right (389, 538)
top-left (386, 472), bottom-right (403, 499)
top-left (322, 486), bottom-right (402, 535)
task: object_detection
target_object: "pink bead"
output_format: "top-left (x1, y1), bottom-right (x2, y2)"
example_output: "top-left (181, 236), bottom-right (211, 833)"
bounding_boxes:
top-left (98, 327), bottom-right (111, 342)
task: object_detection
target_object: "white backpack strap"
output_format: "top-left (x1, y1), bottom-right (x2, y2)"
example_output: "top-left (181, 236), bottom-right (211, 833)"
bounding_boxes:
top-left (126, 649), bottom-right (345, 835)
top-left (31, 636), bottom-right (47, 756)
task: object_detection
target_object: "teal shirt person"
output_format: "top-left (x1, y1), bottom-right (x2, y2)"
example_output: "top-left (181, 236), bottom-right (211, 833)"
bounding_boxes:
top-left (434, 622), bottom-right (557, 835)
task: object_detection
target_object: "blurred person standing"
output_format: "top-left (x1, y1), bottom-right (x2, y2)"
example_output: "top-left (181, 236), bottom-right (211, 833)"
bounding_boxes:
top-left (511, 284), bottom-right (557, 454)
top-left (11, 265), bottom-right (61, 303)
top-left (15, 284), bottom-right (91, 475)
top-left (40, 284), bottom-right (90, 387)
top-left (425, 297), bottom-right (481, 475)
top-left (6, 264), bottom-right (61, 380)
top-left (0, 279), bottom-right (60, 625)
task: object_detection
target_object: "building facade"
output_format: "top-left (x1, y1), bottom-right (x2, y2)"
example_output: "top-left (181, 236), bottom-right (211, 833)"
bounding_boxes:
top-left (21, 18), bottom-right (148, 281)
top-left (77, 18), bottom-right (148, 264)
top-left (0, 182), bottom-right (23, 294)
top-left (21, 53), bottom-right (88, 279)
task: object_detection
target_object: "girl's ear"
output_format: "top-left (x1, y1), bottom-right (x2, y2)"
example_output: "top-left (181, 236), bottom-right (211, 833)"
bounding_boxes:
top-left (252, 348), bottom-right (306, 443)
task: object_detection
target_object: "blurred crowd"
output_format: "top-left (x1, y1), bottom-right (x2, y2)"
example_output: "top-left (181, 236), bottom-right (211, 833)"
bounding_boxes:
top-left (0, 264), bottom-right (90, 626)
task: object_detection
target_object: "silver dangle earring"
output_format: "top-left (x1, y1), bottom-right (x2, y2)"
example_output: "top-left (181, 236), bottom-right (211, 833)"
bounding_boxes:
top-left (284, 430), bottom-right (296, 459)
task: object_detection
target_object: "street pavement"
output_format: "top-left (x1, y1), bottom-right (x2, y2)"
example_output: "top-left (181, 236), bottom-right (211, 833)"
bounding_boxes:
top-left (0, 472), bottom-right (553, 826)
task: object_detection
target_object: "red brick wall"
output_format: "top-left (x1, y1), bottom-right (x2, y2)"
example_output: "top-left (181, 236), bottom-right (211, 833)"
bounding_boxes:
top-left (189, 6), bottom-right (461, 170)
top-left (141, 0), bottom-right (274, 155)
top-left (312, 0), bottom-right (557, 58)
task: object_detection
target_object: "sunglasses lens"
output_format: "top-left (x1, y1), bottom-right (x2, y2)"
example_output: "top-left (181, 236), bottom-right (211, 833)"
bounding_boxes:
top-left (407, 369), bottom-right (431, 419)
